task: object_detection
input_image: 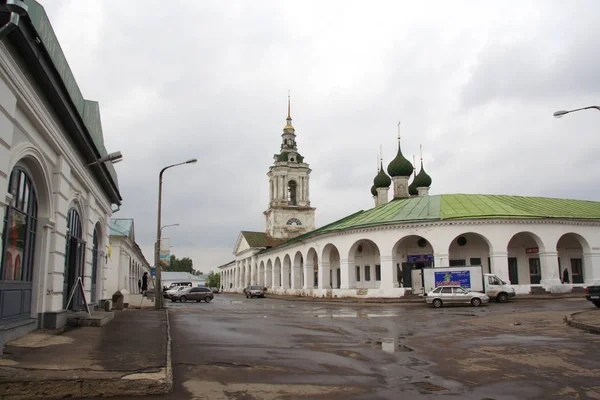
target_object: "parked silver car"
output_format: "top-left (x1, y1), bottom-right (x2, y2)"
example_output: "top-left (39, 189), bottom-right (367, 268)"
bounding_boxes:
top-left (171, 287), bottom-right (214, 303)
top-left (245, 285), bottom-right (265, 298)
top-left (425, 286), bottom-right (489, 308)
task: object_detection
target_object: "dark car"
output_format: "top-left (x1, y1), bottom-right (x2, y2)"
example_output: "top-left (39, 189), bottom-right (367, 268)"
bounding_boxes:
top-left (171, 287), bottom-right (214, 303)
top-left (585, 281), bottom-right (600, 307)
top-left (210, 287), bottom-right (219, 294)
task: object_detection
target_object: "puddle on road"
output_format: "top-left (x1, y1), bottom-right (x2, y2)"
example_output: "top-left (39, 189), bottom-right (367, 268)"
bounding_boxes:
top-left (470, 334), bottom-right (565, 346)
top-left (314, 311), bottom-right (400, 318)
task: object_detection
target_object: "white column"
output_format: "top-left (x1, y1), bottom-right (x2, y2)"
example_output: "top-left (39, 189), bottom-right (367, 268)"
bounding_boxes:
top-left (539, 251), bottom-right (561, 291)
top-left (303, 262), bottom-right (311, 289)
top-left (434, 253), bottom-right (449, 268)
top-left (340, 259), bottom-right (354, 290)
top-left (490, 251), bottom-right (510, 283)
top-left (380, 256), bottom-right (397, 289)
top-left (318, 262), bottom-right (331, 289)
top-left (583, 252), bottom-right (600, 285)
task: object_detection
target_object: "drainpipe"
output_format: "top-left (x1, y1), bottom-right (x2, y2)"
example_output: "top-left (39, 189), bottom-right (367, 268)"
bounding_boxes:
top-left (0, 1), bottom-right (28, 40)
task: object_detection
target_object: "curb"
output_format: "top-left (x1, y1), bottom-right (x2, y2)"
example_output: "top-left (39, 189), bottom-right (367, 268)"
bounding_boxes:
top-left (165, 308), bottom-right (173, 393)
top-left (564, 310), bottom-right (600, 334)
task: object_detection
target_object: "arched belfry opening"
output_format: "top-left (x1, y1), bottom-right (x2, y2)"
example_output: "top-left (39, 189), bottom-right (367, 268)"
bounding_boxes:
top-left (288, 180), bottom-right (297, 206)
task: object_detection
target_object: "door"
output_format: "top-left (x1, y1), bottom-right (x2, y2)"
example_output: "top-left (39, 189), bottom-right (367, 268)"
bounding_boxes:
top-left (440, 287), bottom-right (454, 303)
top-left (63, 237), bottom-right (86, 310)
top-left (336, 268), bottom-right (341, 289)
top-left (571, 259), bottom-right (583, 284)
top-left (529, 258), bottom-right (541, 284)
top-left (402, 263), bottom-right (413, 288)
top-left (508, 257), bottom-right (519, 284)
top-left (452, 287), bottom-right (469, 304)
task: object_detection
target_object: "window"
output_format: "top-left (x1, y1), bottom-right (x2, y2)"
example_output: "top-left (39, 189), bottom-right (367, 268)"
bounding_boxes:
top-left (1, 168), bottom-right (38, 282)
top-left (365, 265), bottom-right (371, 281)
top-left (470, 258), bottom-right (481, 266)
top-left (375, 264), bottom-right (381, 281)
top-left (449, 259), bottom-right (466, 266)
top-left (355, 266), bottom-right (361, 281)
top-left (441, 287), bottom-right (452, 294)
top-left (453, 287), bottom-right (467, 293)
top-left (287, 181), bottom-right (297, 205)
top-left (432, 287), bottom-right (442, 293)
top-left (488, 276), bottom-right (501, 285)
top-left (191, 288), bottom-right (200, 292)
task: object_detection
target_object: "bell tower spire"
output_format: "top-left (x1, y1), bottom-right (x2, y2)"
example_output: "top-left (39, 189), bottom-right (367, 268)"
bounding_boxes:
top-left (265, 93), bottom-right (316, 240)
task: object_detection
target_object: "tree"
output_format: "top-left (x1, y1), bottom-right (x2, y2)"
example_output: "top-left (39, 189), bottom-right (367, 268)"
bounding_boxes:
top-left (206, 271), bottom-right (221, 288)
top-left (165, 254), bottom-right (194, 273)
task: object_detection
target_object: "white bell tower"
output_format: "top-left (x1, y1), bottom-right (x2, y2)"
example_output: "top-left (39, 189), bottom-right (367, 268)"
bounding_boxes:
top-left (264, 95), bottom-right (316, 240)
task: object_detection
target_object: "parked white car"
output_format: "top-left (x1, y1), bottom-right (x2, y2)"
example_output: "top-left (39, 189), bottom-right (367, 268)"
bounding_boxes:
top-left (164, 286), bottom-right (188, 299)
top-left (425, 286), bottom-right (489, 308)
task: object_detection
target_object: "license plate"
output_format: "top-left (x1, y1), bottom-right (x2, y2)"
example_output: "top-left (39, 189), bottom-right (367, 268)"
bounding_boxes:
top-left (591, 296), bottom-right (600, 299)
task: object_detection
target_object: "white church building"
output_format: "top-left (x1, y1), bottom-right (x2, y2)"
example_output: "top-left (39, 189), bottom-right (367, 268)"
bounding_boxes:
top-left (219, 100), bottom-right (600, 298)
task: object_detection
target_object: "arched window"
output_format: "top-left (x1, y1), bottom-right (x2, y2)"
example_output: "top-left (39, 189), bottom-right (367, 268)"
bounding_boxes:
top-left (287, 180), bottom-right (297, 205)
top-left (0, 168), bottom-right (38, 323)
top-left (91, 226), bottom-right (100, 303)
top-left (1, 168), bottom-right (38, 282)
top-left (63, 207), bottom-right (85, 310)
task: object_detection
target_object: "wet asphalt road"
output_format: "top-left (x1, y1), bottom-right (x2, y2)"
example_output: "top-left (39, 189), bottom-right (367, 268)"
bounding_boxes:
top-left (104, 294), bottom-right (600, 400)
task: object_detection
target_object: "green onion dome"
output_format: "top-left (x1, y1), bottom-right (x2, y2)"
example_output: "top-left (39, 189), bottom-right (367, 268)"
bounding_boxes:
top-left (371, 185), bottom-right (378, 197)
top-left (408, 178), bottom-right (418, 196)
top-left (374, 162), bottom-right (392, 188)
top-left (412, 161), bottom-right (432, 188)
top-left (387, 142), bottom-right (413, 177)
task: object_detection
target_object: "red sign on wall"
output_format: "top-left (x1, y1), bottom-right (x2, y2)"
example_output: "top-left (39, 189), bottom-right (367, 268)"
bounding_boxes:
top-left (525, 247), bottom-right (539, 254)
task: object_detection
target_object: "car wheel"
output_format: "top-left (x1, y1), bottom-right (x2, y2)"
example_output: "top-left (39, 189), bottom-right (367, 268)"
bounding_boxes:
top-left (205, 296), bottom-right (212, 303)
top-left (471, 297), bottom-right (482, 307)
top-left (593, 301), bottom-right (600, 308)
top-left (196, 299), bottom-right (201, 302)
top-left (171, 298), bottom-right (177, 302)
top-left (180, 296), bottom-right (187, 303)
top-left (432, 299), bottom-right (442, 308)
top-left (497, 293), bottom-right (508, 303)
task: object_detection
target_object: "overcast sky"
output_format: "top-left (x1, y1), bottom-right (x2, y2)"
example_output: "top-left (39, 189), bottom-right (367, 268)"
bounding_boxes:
top-left (42, 0), bottom-right (600, 272)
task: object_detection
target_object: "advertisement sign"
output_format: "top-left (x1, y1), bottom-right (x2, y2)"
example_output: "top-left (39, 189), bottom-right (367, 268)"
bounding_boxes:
top-left (525, 247), bottom-right (539, 254)
top-left (150, 267), bottom-right (156, 277)
top-left (434, 270), bottom-right (472, 288)
top-left (407, 254), bottom-right (434, 263)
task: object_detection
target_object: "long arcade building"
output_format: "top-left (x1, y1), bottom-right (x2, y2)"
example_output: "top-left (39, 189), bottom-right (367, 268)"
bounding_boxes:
top-left (220, 103), bottom-right (600, 298)
top-left (0, 0), bottom-right (122, 348)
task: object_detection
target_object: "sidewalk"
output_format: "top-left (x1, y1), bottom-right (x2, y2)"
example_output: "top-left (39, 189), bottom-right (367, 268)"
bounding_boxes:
top-left (0, 309), bottom-right (171, 400)
top-left (565, 307), bottom-right (600, 334)
top-left (258, 291), bottom-right (585, 304)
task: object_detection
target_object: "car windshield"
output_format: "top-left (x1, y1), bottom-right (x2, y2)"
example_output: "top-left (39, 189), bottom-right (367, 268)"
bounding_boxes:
top-left (250, 286), bottom-right (261, 290)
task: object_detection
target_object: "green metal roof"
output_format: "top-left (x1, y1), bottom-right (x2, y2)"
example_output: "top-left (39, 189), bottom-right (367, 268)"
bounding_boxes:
top-left (277, 194), bottom-right (600, 247)
top-left (241, 231), bottom-right (282, 248)
top-left (109, 218), bottom-right (134, 238)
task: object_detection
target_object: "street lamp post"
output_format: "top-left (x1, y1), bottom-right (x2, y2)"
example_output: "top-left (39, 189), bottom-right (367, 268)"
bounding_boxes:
top-left (554, 106), bottom-right (600, 118)
top-left (155, 159), bottom-right (197, 309)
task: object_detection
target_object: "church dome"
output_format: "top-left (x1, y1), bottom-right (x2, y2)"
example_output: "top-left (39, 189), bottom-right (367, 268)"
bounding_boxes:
top-left (371, 185), bottom-right (378, 197)
top-left (374, 163), bottom-right (392, 188)
top-left (408, 178), bottom-right (418, 196)
top-left (412, 161), bottom-right (432, 188)
top-left (387, 142), bottom-right (413, 177)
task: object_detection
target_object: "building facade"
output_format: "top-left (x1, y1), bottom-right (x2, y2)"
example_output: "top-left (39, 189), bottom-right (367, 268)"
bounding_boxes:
top-left (106, 219), bottom-right (150, 305)
top-left (220, 109), bottom-right (600, 298)
top-left (0, 1), bottom-right (122, 348)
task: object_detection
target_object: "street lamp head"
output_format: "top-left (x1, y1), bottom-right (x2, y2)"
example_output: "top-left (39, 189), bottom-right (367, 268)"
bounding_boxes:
top-left (186, 158), bottom-right (198, 164)
top-left (553, 110), bottom-right (569, 118)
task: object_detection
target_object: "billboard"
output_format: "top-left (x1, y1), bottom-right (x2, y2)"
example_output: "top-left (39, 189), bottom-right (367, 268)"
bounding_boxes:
top-left (434, 270), bottom-right (472, 288)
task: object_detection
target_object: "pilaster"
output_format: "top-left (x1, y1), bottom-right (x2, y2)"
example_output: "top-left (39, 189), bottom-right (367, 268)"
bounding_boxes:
top-left (379, 256), bottom-right (397, 289)
top-left (539, 251), bottom-right (561, 290)
top-left (318, 262), bottom-right (331, 289)
top-left (434, 253), bottom-right (449, 268)
top-left (340, 259), bottom-right (354, 290)
top-left (489, 251), bottom-right (510, 283)
top-left (583, 252), bottom-right (600, 284)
